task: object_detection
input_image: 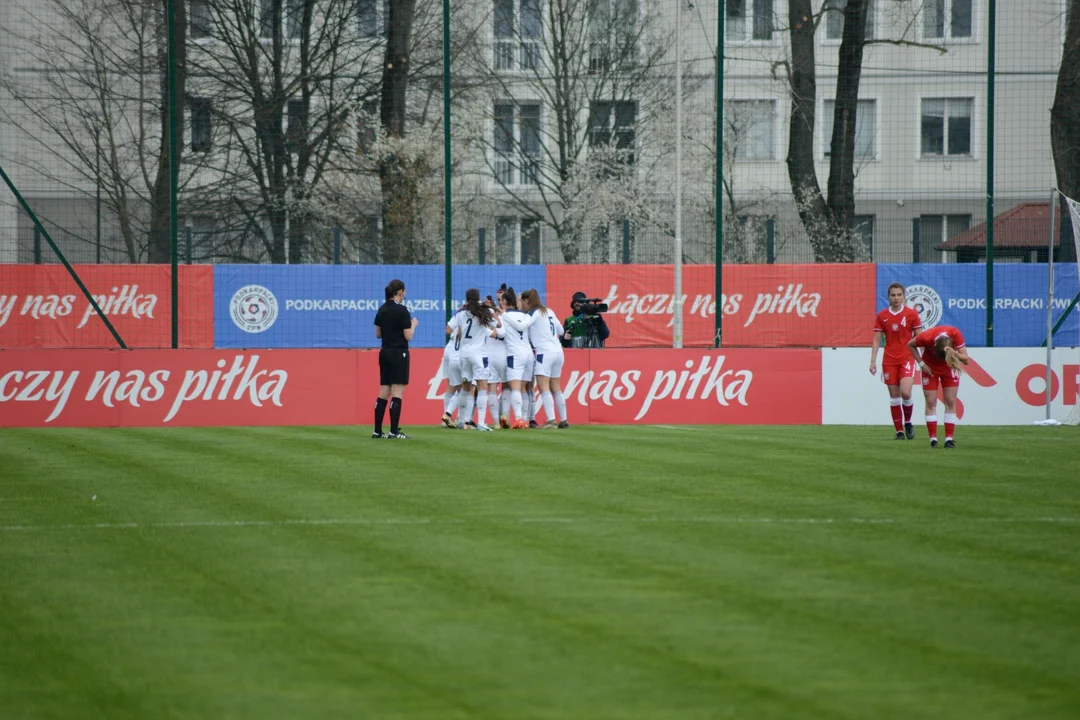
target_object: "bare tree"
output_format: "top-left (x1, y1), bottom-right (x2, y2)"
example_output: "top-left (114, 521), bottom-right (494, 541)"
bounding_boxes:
top-left (1, 0), bottom-right (199, 262)
top-left (1052, 0), bottom-right (1080, 204)
top-left (192, 0), bottom-right (384, 263)
top-left (465, 0), bottom-right (677, 262)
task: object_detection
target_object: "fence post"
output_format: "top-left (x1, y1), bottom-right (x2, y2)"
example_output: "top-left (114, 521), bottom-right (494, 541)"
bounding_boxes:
top-left (478, 227), bottom-right (486, 264)
top-left (185, 226), bottom-right (193, 264)
top-left (766, 218), bottom-right (775, 264)
top-left (332, 226), bottom-right (342, 265)
top-left (33, 226), bottom-right (41, 264)
top-left (622, 218), bottom-right (630, 264)
top-left (912, 217), bottom-right (921, 263)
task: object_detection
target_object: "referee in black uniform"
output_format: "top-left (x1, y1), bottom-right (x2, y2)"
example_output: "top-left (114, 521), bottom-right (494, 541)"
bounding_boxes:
top-left (373, 278), bottom-right (418, 439)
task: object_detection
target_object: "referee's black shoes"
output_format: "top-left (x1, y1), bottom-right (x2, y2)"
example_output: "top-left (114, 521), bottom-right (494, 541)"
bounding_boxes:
top-left (372, 432), bottom-right (387, 439)
top-left (386, 431), bottom-right (412, 439)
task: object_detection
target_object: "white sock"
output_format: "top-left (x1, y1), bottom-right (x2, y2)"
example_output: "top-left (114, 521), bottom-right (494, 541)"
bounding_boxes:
top-left (500, 389), bottom-right (511, 418)
top-left (511, 390), bottom-right (524, 422)
top-left (476, 390), bottom-right (489, 426)
top-left (459, 390), bottom-right (475, 426)
top-left (529, 391), bottom-right (539, 421)
top-left (541, 391), bottom-right (555, 423)
top-left (553, 391), bottom-right (567, 422)
top-left (443, 389), bottom-right (458, 415)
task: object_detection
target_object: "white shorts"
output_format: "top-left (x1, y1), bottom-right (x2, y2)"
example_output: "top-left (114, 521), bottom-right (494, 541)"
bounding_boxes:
top-left (442, 351), bottom-right (463, 386)
top-left (460, 352), bottom-right (491, 383)
top-left (488, 353), bottom-right (508, 384)
top-left (506, 353), bottom-right (532, 382)
top-left (533, 349), bottom-right (564, 379)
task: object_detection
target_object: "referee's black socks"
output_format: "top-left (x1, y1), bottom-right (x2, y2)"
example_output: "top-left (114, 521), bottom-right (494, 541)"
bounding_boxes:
top-left (389, 397), bottom-right (403, 435)
top-left (374, 397), bottom-right (388, 435)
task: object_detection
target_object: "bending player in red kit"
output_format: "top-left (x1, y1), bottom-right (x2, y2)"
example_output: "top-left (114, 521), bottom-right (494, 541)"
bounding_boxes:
top-left (908, 325), bottom-right (970, 449)
top-left (870, 283), bottom-right (924, 439)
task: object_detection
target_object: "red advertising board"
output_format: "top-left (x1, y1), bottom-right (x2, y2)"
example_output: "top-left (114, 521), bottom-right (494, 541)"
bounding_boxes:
top-left (0, 348), bottom-right (819, 427)
top-left (0, 349), bottom-right (357, 427)
top-left (0, 265), bottom-right (214, 349)
top-left (547, 264), bottom-right (875, 348)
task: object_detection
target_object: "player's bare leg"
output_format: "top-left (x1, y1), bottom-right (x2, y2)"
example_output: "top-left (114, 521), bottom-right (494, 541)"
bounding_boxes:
top-left (899, 376), bottom-right (916, 439)
top-left (886, 383), bottom-right (905, 439)
top-left (923, 386), bottom-right (939, 448)
top-left (941, 386), bottom-right (959, 448)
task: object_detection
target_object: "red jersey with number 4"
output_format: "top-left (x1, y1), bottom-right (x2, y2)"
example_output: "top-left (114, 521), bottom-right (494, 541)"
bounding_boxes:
top-left (913, 325), bottom-right (966, 375)
top-left (874, 306), bottom-right (924, 364)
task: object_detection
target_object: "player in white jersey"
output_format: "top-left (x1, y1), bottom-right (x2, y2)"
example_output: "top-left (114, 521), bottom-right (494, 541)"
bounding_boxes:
top-left (496, 286), bottom-right (537, 429)
top-left (520, 289), bottom-right (569, 429)
top-left (439, 313), bottom-right (463, 428)
top-left (485, 291), bottom-right (511, 428)
top-left (450, 288), bottom-right (499, 431)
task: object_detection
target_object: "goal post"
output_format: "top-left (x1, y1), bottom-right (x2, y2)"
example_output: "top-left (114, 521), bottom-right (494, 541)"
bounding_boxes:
top-left (1039, 190), bottom-right (1080, 425)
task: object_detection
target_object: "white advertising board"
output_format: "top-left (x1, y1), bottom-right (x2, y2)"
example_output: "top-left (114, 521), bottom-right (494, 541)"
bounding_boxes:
top-left (822, 347), bottom-right (1080, 425)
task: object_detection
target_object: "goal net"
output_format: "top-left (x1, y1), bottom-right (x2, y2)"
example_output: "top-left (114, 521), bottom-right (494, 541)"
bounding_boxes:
top-left (1062, 194), bottom-right (1080, 425)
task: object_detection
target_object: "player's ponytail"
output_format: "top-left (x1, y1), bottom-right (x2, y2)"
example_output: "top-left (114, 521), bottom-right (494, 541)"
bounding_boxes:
top-left (502, 286), bottom-right (518, 309)
top-left (464, 288), bottom-right (494, 324)
top-left (520, 289), bottom-right (547, 314)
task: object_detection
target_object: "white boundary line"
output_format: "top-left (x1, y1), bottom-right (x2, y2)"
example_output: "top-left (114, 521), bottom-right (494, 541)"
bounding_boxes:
top-left (0, 516), bottom-right (1078, 532)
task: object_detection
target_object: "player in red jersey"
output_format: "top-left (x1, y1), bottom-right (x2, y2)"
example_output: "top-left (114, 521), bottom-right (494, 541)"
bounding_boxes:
top-left (870, 283), bottom-right (924, 440)
top-left (908, 325), bottom-right (970, 449)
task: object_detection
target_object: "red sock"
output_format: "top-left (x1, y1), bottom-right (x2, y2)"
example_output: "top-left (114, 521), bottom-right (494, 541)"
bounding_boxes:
top-left (902, 402), bottom-right (914, 423)
top-left (944, 412), bottom-right (956, 440)
top-left (889, 404), bottom-right (903, 431)
top-left (926, 416), bottom-right (938, 439)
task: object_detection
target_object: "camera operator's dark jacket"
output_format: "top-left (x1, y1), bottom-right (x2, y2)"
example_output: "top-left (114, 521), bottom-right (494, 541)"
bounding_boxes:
top-left (561, 312), bottom-right (609, 348)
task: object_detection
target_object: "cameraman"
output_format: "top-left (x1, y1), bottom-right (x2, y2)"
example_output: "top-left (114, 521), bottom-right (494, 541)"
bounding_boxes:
top-left (562, 291), bottom-right (610, 349)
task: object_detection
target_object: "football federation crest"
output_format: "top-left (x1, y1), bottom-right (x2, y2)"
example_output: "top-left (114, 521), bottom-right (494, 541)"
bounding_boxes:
top-left (230, 284), bottom-right (279, 333)
top-left (906, 284), bottom-right (943, 328)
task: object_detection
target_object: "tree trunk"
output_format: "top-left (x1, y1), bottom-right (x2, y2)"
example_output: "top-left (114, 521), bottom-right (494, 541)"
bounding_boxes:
top-left (379, 0), bottom-right (418, 264)
top-left (148, 0), bottom-right (186, 264)
top-left (825, 0), bottom-right (868, 230)
top-left (785, 0), bottom-right (831, 260)
top-left (1052, 2), bottom-right (1080, 205)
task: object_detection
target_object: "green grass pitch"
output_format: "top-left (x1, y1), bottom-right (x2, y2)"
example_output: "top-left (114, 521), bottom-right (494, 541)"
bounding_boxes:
top-left (1, 425), bottom-right (1078, 719)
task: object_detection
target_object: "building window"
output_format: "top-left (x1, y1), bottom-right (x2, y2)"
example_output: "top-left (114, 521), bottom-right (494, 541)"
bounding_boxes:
top-left (921, 98), bottom-right (972, 157)
top-left (588, 100), bottom-right (636, 165)
top-left (286, 0), bottom-right (304, 39)
top-left (287, 99), bottom-right (308, 151)
top-left (190, 0), bottom-right (213, 40)
top-left (493, 102), bottom-right (541, 186)
top-left (494, 0), bottom-right (542, 71)
top-left (495, 217), bottom-right (541, 263)
top-left (261, 0), bottom-right (305, 39)
top-left (189, 98), bottom-right (212, 152)
top-left (920, 214), bottom-right (970, 261)
top-left (725, 99), bottom-right (776, 161)
top-left (822, 99), bottom-right (876, 159)
top-left (358, 0), bottom-right (389, 38)
top-left (357, 99), bottom-right (378, 154)
top-left (922, 0), bottom-right (972, 40)
top-left (824, 0), bottom-right (874, 41)
top-left (725, 0), bottom-right (773, 42)
top-left (589, 0), bottom-right (637, 73)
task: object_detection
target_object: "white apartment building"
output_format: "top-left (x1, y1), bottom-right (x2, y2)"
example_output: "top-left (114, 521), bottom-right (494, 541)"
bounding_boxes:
top-left (0, 0), bottom-right (1071, 264)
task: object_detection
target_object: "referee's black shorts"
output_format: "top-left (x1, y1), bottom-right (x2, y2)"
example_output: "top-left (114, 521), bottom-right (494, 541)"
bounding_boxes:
top-left (379, 347), bottom-right (410, 386)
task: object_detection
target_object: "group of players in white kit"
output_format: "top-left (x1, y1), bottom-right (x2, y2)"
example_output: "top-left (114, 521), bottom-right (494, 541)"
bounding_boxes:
top-left (439, 285), bottom-right (570, 431)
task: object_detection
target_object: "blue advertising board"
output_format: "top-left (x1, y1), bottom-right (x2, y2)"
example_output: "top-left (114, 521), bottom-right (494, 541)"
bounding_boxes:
top-left (876, 263), bottom-right (1079, 347)
top-left (213, 265), bottom-right (546, 348)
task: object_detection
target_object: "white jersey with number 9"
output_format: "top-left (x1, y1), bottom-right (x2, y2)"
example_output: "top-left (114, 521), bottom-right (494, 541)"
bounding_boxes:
top-left (528, 308), bottom-right (564, 378)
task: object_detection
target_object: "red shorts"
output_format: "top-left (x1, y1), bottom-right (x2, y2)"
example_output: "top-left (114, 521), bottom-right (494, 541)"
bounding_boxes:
top-left (921, 368), bottom-right (961, 390)
top-left (881, 361), bottom-right (916, 385)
